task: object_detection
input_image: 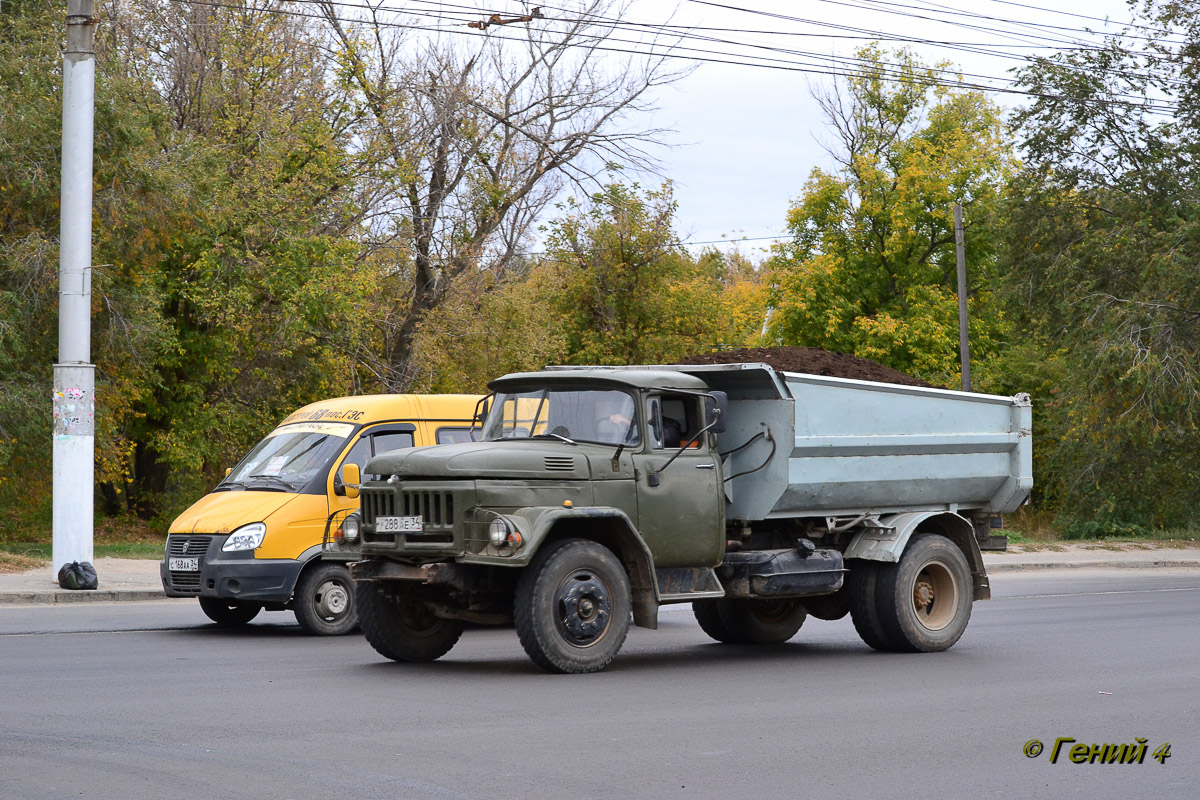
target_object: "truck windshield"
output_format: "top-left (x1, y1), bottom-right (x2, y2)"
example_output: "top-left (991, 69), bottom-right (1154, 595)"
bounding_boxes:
top-left (221, 422), bottom-right (356, 492)
top-left (482, 388), bottom-right (640, 446)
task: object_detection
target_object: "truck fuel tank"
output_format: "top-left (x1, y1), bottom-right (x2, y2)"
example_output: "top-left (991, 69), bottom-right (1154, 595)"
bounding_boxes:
top-left (718, 539), bottom-right (845, 598)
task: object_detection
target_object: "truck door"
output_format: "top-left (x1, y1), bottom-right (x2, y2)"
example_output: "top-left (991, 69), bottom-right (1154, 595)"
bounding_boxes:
top-left (632, 395), bottom-right (725, 568)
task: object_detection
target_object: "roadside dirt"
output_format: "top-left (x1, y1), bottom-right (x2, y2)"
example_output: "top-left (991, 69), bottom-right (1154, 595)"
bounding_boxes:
top-left (678, 346), bottom-right (936, 388)
top-left (0, 552), bottom-right (48, 574)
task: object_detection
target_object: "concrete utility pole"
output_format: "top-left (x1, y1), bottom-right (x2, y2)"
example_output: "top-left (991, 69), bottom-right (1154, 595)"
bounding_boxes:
top-left (954, 204), bottom-right (971, 392)
top-left (53, 0), bottom-right (97, 577)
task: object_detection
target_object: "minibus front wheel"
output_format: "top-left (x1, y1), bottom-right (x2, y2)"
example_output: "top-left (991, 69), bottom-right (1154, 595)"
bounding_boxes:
top-left (293, 561), bottom-right (358, 636)
top-left (199, 597), bottom-right (262, 627)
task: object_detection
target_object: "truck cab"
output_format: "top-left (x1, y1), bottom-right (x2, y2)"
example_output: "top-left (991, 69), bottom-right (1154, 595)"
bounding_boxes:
top-left (160, 393), bottom-right (482, 634)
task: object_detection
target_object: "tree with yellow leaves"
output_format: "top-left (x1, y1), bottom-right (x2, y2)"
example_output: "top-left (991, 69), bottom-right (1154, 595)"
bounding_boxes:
top-left (767, 46), bottom-right (1015, 389)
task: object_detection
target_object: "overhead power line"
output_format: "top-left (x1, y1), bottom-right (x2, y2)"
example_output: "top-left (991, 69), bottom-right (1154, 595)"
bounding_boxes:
top-left (155, 0), bottom-right (1185, 116)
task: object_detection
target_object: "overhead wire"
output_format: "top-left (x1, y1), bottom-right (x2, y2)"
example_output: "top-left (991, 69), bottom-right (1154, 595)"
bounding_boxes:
top-left (158, 0), bottom-right (1186, 115)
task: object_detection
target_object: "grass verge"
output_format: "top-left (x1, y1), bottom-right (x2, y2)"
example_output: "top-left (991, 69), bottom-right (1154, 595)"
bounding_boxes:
top-left (0, 514), bottom-right (164, 572)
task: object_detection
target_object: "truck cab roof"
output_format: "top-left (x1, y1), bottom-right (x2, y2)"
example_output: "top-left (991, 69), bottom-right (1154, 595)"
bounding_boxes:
top-left (490, 368), bottom-right (712, 393)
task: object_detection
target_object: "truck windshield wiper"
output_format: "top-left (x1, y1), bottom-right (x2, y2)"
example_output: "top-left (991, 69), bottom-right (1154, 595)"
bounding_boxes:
top-left (246, 474), bottom-right (297, 491)
top-left (534, 432), bottom-right (577, 445)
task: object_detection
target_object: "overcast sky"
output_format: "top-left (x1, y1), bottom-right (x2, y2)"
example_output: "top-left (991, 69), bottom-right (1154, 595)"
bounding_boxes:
top-left (610, 0), bottom-right (1142, 255)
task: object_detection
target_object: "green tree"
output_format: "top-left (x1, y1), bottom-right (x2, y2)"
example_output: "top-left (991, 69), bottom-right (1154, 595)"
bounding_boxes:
top-left (1001, 0), bottom-right (1200, 527)
top-left (1, 2), bottom-right (378, 523)
top-left (767, 46), bottom-right (1016, 389)
top-left (535, 181), bottom-right (723, 365)
top-left (405, 264), bottom-right (568, 394)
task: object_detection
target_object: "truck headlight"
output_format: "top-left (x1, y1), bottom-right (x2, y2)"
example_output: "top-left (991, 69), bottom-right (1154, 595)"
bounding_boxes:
top-left (222, 522), bottom-right (267, 552)
top-left (488, 517), bottom-right (512, 546)
top-left (342, 514), bottom-right (360, 542)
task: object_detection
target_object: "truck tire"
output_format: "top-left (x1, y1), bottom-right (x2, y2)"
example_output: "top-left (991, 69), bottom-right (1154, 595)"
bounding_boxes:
top-left (199, 597), bottom-right (261, 627)
top-left (692, 599), bottom-right (744, 643)
top-left (725, 599), bottom-right (806, 644)
top-left (357, 581), bottom-right (463, 662)
top-left (874, 534), bottom-right (973, 652)
top-left (514, 538), bottom-right (632, 674)
top-left (848, 561), bottom-right (897, 651)
top-left (293, 562), bottom-right (357, 636)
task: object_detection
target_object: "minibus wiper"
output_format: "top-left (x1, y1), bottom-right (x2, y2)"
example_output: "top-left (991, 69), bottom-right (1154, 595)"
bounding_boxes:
top-left (246, 474), bottom-right (297, 491)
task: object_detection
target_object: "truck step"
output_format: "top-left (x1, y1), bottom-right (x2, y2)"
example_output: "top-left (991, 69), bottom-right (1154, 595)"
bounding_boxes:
top-left (655, 567), bottom-right (725, 602)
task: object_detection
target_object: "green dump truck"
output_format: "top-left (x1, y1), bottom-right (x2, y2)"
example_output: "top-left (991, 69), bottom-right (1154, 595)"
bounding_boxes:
top-left (337, 363), bottom-right (1032, 673)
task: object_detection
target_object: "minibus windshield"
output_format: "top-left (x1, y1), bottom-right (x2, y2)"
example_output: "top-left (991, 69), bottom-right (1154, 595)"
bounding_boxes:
top-left (219, 422), bottom-right (357, 492)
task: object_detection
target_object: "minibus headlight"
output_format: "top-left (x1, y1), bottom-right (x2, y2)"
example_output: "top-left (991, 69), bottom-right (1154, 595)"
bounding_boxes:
top-left (222, 522), bottom-right (267, 552)
top-left (342, 515), bottom-right (360, 542)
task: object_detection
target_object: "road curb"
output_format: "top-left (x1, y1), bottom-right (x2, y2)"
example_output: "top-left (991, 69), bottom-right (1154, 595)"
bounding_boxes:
top-left (985, 559), bottom-right (1200, 573)
top-left (0, 589), bottom-right (170, 605)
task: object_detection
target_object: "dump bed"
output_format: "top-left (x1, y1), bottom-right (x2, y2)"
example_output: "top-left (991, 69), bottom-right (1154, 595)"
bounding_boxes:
top-left (672, 363), bottom-right (1033, 522)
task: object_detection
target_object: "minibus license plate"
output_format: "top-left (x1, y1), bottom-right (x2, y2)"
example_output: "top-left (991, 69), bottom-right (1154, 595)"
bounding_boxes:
top-left (377, 516), bottom-right (423, 533)
top-left (169, 557), bottom-right (199, 572)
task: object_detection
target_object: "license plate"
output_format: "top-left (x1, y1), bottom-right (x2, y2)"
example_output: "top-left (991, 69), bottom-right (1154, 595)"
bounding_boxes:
top-left (169, 557), bottom-right (199, 572)
top-left (376, 515), bottom-right (423, 533)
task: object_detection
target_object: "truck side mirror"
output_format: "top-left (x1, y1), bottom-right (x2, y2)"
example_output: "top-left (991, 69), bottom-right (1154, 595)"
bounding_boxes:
top-left (473, 394), bottom-right (492, 426)
top-left (704, 391), bottom-right (728, 434)
top-left (341, 463), bottom-right (361, 500)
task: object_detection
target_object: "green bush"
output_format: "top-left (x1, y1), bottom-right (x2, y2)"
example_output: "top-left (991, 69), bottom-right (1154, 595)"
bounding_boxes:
top-left (1061, 520), bottom-right (1151, 541)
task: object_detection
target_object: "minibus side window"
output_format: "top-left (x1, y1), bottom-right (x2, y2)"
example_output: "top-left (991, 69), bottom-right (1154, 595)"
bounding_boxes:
top-left (362, 430), bottom-right (414, 481)
top-left (341, 438), bottom-right (371, 478)
top-left (372, 431), bottom-right (414, 457)
top-left (436, 426), bottom-right (477, 444)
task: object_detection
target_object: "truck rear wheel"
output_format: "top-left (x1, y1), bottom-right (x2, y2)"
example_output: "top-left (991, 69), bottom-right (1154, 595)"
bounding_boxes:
top-left (199, 597), bottom-right (261, 627)
top-left (726, 599), bottom-right (806, 644)
top-left (692, 599), bottom-right (744, 643)
top-left (848, 561), bottom-right (896, 651)
top-left (876, 534), bottom-right (973, 652)
top-left (694, 598), bottom-right (805, 644)
top-left (293, 562), bottom-right (357, 636)
top-left (357, 581), bottom-right (463, 662)
top-left (515, 539), bottom-right (632, 674)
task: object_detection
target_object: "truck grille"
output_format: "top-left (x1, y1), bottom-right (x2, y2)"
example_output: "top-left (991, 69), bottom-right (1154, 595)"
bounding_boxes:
top-left (164, 534), bottom-right (212, 594)
top-left (363, 489), bottom-right (455, 529)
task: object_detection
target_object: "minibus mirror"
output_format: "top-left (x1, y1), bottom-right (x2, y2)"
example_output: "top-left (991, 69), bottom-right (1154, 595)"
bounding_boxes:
top-left (341, 463), bottom-right (361, 500)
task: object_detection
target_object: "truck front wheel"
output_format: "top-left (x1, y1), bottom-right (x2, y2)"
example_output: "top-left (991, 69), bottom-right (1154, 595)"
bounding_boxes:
top-left (515, 539), bottom-right (632, 674)
top-left (293, 562), bottom-right (357, 636)
top-left (357, 581), bottom-right (463, 662)
top-left (198, 597), bottom-right (261, 627)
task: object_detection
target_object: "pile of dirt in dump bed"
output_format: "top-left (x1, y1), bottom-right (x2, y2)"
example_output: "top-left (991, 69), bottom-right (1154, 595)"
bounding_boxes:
top-left (676, 346), bottom-right (937, 388)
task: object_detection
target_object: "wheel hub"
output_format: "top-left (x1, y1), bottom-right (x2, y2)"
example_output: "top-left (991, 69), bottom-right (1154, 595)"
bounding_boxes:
top-left (913, 580), bottom-right (935, 612)
top-left (556, 572), bottom-right (610, 646)
top-left (910, 560), bottom-right (958, 632)
top-left (316, 580), bottom-right (350, 618)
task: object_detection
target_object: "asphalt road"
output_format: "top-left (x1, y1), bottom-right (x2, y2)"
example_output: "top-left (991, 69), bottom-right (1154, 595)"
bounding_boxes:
top-left (2, 569), bottom-right (1197, 800)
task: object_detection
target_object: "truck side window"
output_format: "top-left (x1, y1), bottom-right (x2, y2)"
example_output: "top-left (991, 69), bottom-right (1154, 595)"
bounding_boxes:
top-left (647, 398), bottom-right (664, 449)
top-left (661, 397), bottom-right (689, 447)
